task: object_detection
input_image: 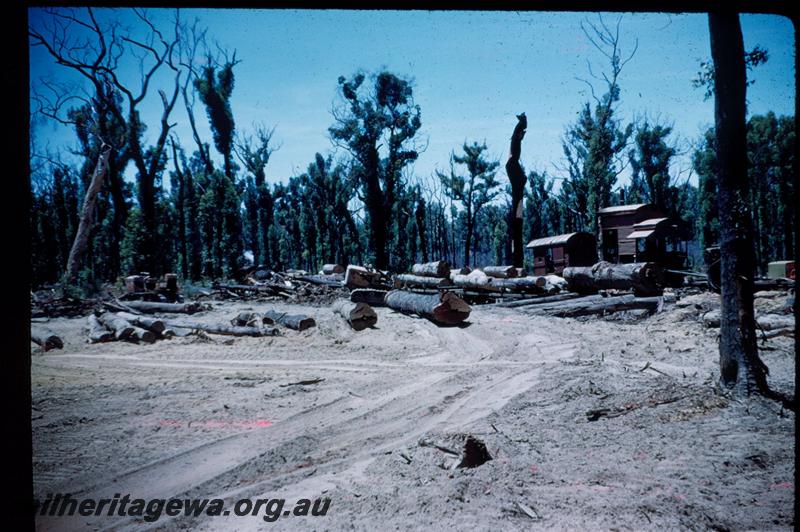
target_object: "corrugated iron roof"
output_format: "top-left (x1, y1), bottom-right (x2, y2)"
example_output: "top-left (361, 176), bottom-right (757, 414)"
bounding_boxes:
top-left (633, 217), bottom-right (669, 229)
top-left (627, 229), bottom-right (656, 239)
top-left (598, 203), bottom-right (651, 215)
top-left (526, 232), bottom-right (579, 248)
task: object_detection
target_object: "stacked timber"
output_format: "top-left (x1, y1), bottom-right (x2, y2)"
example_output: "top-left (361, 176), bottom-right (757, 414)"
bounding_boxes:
top-left (411, 261), bottom-right (451, 277)
top-left (322, 264), bottom-right (346, 275)
top-left (345, 265), bottom-right (389, 290)
top-left (350, 288), bottom-right (389, 307)
top-left (395, 274), bottom-right (450, 289)
top-left (562, 261), bottom-right (663, 296)
top-left (519, 294), bottom-right (663, 318)
top-left (385, 290), bottom-right (471, 325)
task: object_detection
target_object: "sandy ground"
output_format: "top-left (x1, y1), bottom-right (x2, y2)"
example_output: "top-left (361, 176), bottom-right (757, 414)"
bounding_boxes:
top-left (31, 291), bottom-right (795, 531)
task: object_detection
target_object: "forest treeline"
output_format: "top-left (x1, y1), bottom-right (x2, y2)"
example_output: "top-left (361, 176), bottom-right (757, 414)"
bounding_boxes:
top-left (29, 9), bottom-right (796, 289)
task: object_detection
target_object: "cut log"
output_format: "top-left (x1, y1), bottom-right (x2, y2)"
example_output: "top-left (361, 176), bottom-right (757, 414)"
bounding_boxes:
top-left (562, 262), bottom-right (663, 296)
top-left (451, 267), bottom-right (471, 276)
top-left (344, 265), bottom-right (386, 289)
top-left (483, 265), bottom-right (518, 278)
top-left (451, 270), bottom-right (501, 292)
top-left (115, 312), bottom-right (166, 334)
top-left (295, 274), bottom-right (344, 286)
top-left (333, 300), bottom-right (378, 331)
top-left (31, 327), bottom-right (64, 351)
top-left (411, 261), bottom-right (451, 278)
top-left (385, 290), bottom-right (471, 325)
top-left (123, 301), bottom-right (203, 314)
top-left (230, 311), bottom-right (261, 327)
top-left (395, 274), bottom-right (450, 289)
top-left (322, 264), bottom-right (346, 275)
top-left (493, 277), bottom-right (546, 293)
top-left (703, 310), bottom-right (795, 331)
top-left (87, 315), bottom-right (114, 343)
top-left (496, 292), bottom-right (585, 308)
top-left (98, 312), bottom-right (136, 340)
top-left (543, 275), bottom-right (568, 293)
top-left (262, 310), bottom-right (316, 331)
top-left (753, 278), bottom-right (795, 292)
top-left (521, 294), bottom-right (663, 318)
top-left (163, 320), bottom-right (279, 337)
top-left (349, 288), bottom-right (388, 307)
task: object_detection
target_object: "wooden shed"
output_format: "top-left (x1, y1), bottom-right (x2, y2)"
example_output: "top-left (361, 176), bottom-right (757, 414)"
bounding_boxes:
top-left (626, 216), bottom-right (693, 270)
top-left (597, 203), bottom-right (665, 263)
top-left (526, 232), bottom-right (598, 275)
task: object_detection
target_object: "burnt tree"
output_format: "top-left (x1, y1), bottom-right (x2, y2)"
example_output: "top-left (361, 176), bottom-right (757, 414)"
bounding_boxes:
top-left (506, 113), bottom-right (527, 268)
top-left (708, 13), bottom-right (768, 395)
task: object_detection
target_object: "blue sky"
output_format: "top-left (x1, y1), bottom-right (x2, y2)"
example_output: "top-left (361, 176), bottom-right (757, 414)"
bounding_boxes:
top-left (29, 9), bottom-right (795, 190)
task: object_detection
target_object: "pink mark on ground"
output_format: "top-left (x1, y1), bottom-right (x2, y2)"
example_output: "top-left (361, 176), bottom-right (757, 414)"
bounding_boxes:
top-left (530, 464), bottom-right (539, 475)
top-left (158, 419), bottom-right (273, 428)
top-left (673, 493), bottom-right (687, 501)
top-left (633, 452), bottom-right (648, 461)
top-left (772, 481), bottom-right (793, 489)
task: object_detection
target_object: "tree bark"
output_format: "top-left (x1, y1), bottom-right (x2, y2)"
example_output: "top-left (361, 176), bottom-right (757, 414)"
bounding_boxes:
top-left (333, 300), bottom-right (378, 331)
top-left (322, 264), bottom-right (346, 275)
top-left (262, 310), bottom-right (316, 331)
top-left (709, 13), bottom-right (768, 394)
top-left (496, 292), bottom-right (583, 308)
top-left (344, 265), bottom-right (386, 289)
top-left (395, 274), bottom-right (450, 289)
top-left (562, 262), bottom-right (663, 296)
top-left (114, 312), bottom-right (166, 334)
top-left (521, 294), bottom-right (662, 318)
top-left (483, 265), bottom-right (519, 278)
top-left (123, 301), bottom-right (203, 314)
top-left (31, 327), bottom-right (64, 351)
top-left (64, 147), bottom-right (111, 283)
top-left (451, 270), bottom-right (502, 292)
top-left (384, 290), bottom-right (471, 325)
top-left (349, 288), bottom-right (388, 307)
top-left (87, 314), bottom-right (114, 343)
top-left (493, 277), bottom-right (547, 293)
top-left (163, 320), bottom-right (279, 337)
top-left (98, 313), bottom-right (155, 343)
top-left (411, 261), bottom-right (451, 278)
top-left (506, 113), bottom-right (527, 268)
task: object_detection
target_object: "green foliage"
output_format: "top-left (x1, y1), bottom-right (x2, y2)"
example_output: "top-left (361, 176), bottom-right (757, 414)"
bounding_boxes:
top-left (692, 45), bottom-right (769, 101)
top-left (120, 208), bottom-right (149, 274)
top-left (628, 120), bottom-right (679, 215)
top-left (524, 170), bottom-right (562, 242)
top-left (195, 58), bottom-right (238, 177)
top-left (437, 141), bottom-right (500, 267)
top-left (329, 71), bottom-right (422, 269)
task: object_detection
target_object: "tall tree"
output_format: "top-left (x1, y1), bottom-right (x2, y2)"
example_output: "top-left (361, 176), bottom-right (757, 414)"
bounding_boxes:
top-left (628, 120), bottom-right (679, 215)
top-left (562, 16), bottom-right (635, 237)
top-left (438, 142), bottom-right (501, 267)
top-left (194, 53), bottom-right (239, 180)
top-left (708, 12), bottom-right (768, 395)
top-left (330, 71), bottom-right (422, 270)
top-left (236, 124), bottom-right (277, 266)
top-left (505, 113), bottom-right (527, 267)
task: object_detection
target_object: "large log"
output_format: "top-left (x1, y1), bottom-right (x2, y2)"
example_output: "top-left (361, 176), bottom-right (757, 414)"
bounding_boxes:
top-left (451, 267), bottom-right (472, 276)
top-left (123, 301), bottom-right (203, 314)
top-left (322, 264), bottom-right (345, 275)
top-left (395, 274), bottom-right (450, 289)
top-left (230, 311), bottom-right (261, 327)
top-left (31, 327), bottom-right (64, 351)
top-left (263, 310), bottom-right (316, 331)
top-left (703, 310), bottom-right (795, 331)
top-left (163, 320), bottom-right (279, 337)
top-left (333, 300), bottom-right (378, 331)
top-left (385, 290), bottom-right (471, 325)
top-left (522, 294), bottom-right (662, 318)
top-left (493, 277), bottom-right (546, 293)
top-left (411, 261), bottom-right (451, 278)
top-left (483, 265), bottom-right (518, 278)
top-left (87, 315), bottom-right (114, 343)
top-left (98, 312), bottom-right (135, 340)
top-left (98, 313), bottom-right (155, 343)
top-left (115, 312), bottom-right (166, 334)
top-left (295, 274), bottom-right (344, 287)
top-left (542, 275), bottom-right (568, 293)
top-left (496, 292), bottom-right (584, 308)
top-left (451, 270), bottom-right (501, 292)
top-left (344, 265), bottom-right (385, 289)
top-left (349, 288), bottom-right (388, 307)
top-left (562, 262), bottom-right (663, 296)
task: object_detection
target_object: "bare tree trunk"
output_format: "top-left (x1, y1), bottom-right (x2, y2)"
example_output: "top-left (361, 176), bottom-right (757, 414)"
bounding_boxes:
top-left (506, 113), bottom-right (527, 268)
top-left (64, 147), bottom-right (111, 284)
top-left (708, 13), bottom-right (768, 394)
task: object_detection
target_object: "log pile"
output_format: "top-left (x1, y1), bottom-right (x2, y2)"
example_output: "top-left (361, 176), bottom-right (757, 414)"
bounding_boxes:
top-left (518, 294), bottom-right (664, 318)
top-left (703, 309), bottom-right (795, 339)
top-left (31, 327), bottom-right (64, 351)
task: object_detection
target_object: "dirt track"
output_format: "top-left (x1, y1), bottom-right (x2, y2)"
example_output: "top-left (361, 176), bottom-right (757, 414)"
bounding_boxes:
top-left (31, 294), bottom-right (795, 530)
